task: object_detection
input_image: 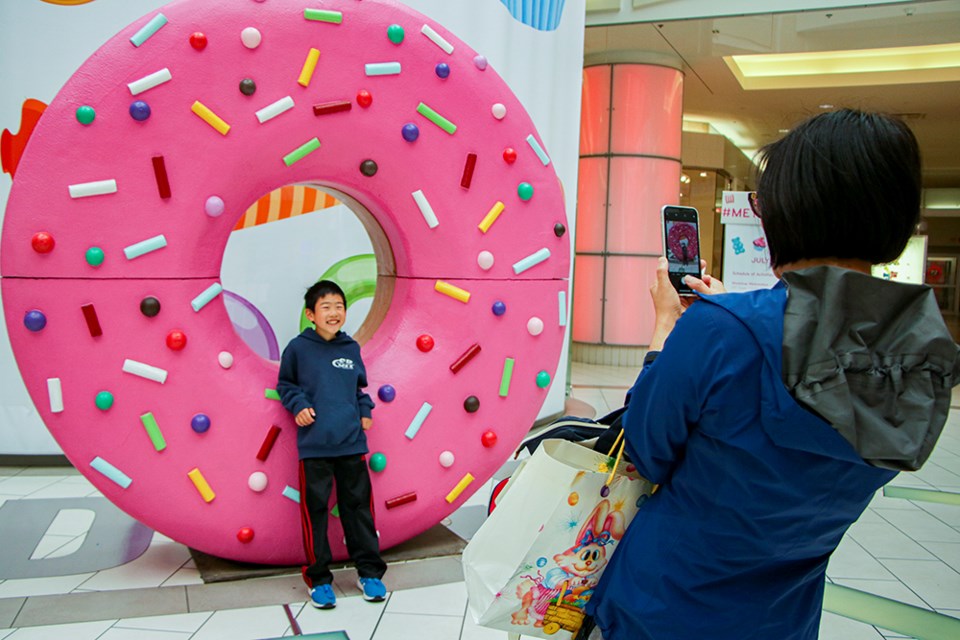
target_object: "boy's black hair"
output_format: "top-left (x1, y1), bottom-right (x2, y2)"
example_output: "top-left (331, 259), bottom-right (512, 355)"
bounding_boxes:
top-left (304, 280), bottom-right (347, 310)
top-left (755, 108), bottom-right (922, 269)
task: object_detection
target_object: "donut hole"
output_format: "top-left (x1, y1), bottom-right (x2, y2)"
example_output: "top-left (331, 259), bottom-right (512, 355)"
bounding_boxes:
top-left (220, 184), bottom-right (394, 359)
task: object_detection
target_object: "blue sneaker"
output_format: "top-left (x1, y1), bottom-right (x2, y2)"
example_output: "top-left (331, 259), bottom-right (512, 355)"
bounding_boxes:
top-left (357, 577), bottom-right (387, 602)
top-left (309, 584), bottom-right (336, 609)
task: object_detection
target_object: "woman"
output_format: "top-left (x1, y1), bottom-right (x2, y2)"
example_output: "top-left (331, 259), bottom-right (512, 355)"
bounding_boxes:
top-left (581, 109), bottom-right (960, 639)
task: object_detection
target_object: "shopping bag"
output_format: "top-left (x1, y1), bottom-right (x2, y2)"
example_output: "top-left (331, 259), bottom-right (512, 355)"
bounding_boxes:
top-left (463, 437), bottom-right (654, 639)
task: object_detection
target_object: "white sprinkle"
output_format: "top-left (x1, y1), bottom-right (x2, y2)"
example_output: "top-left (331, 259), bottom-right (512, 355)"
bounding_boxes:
top-left (421, 24), bottom-right (453, 54)
top-left (127, 68), bottom-right (172, 96)
top-left (412, 190), bottom-right (439, 229)
top-left (122, 358), bottom-right (168, 384)
top-left (47, 378), bottom-right (63, 413)
top-left (255, 96), bottom-right (295, 123)
top-left (68, 179), bottom-right (117, 198)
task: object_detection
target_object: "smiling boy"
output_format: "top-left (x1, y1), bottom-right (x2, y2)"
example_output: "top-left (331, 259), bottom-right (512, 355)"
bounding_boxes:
top-left (277, 280), bottom-right (388, 609)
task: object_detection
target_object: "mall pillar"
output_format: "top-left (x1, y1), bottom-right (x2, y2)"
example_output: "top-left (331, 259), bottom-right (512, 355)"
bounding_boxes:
top-left (573, 57), bottom-right (684, 365)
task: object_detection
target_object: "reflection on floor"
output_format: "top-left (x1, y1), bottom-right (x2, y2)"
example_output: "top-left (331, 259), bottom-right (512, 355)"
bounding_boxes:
top-left (1, 363), bottom-right (959, 639)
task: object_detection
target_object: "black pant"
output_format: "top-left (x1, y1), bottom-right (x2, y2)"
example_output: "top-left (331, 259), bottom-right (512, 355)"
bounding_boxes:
top-left (299, 455), bottom-right (386, 587)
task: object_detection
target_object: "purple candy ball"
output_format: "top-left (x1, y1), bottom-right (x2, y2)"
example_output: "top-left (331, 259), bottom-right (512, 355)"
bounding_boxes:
top-left (191, 413), bottom-right (211, 433)
top-left (492, 300), bottom-right (506, 316)
top-left (24, 309), bottom-right (47, 332)
top-left (378, 384), bottom-right (397, 402)
top-left (129, 100), bottom-right (151, 121)
top-left (401, 123), bottom-right (420, 142)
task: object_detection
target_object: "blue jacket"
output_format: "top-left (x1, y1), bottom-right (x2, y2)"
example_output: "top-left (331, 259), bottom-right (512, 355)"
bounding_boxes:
top-left (277, 329), bottom-right (374, 459)
top-left (588, 268), bottom-right (959, 640)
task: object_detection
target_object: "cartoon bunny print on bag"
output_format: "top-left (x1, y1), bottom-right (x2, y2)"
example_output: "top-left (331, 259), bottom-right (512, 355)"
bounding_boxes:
top-left (511, 499), bottom-right (626, 633)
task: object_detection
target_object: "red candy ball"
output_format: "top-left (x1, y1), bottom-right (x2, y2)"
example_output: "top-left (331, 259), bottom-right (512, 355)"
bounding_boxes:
top-left (166, 329), bottom-right (188, 351)
top-left (416, 334), bottom-right (435, 352)
top-left (503, 148), bottom-right (517, 164)
top-left (481, 430), bottom-right (498, 448)
top-left (189, 32), bottom-right (207, 50)
top-left (31, 231), bottom-right (55, 254)
top-left (357, 89), bottom-right (373, 108)
top-left (237, 527), bottom-right (254, 543)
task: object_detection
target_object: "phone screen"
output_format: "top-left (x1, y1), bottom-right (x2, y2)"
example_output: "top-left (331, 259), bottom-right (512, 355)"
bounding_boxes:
top-left (661, 205), bottom-right (701, 295)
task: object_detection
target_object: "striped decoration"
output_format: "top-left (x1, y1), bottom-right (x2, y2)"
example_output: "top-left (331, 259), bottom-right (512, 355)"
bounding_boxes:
top-left (234, 185), bottom-right (340, 230)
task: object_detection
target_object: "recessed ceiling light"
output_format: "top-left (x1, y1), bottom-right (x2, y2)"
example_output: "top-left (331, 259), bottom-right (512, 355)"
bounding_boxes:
top-left (778, 128), bottom-right (790, 133)
top-left (723, 42), bottom-right (960, 90)
top-left (819, 104), bottom-right (834, 109)
top-left (699, 172), bottom-right (708, 178)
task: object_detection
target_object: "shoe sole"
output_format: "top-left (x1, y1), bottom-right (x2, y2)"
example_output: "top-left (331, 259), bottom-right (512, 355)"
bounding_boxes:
top-left (310, 600), bottom-right (336, 609)
top-left (357, 579), bottom-right (387, 602)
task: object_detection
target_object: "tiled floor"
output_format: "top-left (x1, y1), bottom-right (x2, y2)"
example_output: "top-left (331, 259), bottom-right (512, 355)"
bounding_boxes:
top-left (1, 362), bottom-right (959, 639)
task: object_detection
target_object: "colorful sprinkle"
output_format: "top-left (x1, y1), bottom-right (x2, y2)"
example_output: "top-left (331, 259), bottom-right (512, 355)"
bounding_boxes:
top-left (140, 412), bottom-right (167, 451)
top-left (187, 467), bottom-right (215, 502)
top-left (81, 303), bottom-right (102, 337)
top-left (298, 48), bottom-right (321, 87)
top-left (365, 62), bottom-right (401, 76)
top-left (404, 402), bottom-right (433, 440)
top-left (450, 343), bottom-right (481, 373)
top-left (461, 153), bottom-right (477, 189)
top-left (130, 13), bottom-right (168, 48)
top-left (191, 101), bottom-right (231, 135)
top-left (421, 24), bottom-right (453, 54)
top-left (190, 283), bottom-right (223, 312)
top-left (122, 359), bottom-right (168, 384)
top-left (123, 235), bottom-right (167, 260)
top-left (69, 179), bottom-right (117, 199)
top-left (47, 378), bottom-right (64, 413)
top-left (304, 8), bottom-right (343, 24)
top-left (91, 456), bottom-right (132, 489)
top-left (526, 134), bottom-right (551, 166)
top-left (257, 425), bottom-right (281, 461)
top-left (417, 102), bottom-right (456, 134)
top-left (256, 96), bottom-right (295, 123)
top-left (313, 100), bottom-right (352, 116)
top-left (435, 280), bottom-right (470, 303)
top-left (386, 492), bottom-right (416, 509)
top-left (283, 137), bottom-right (320, 166)
top-left (128, 68), bottom-right (172, 96)
top-left (151, 156), bottom-right (171, 198)
top-left (445, 473), bottom-right (475, 503)
top-left (499, 357), bottom-right (515, 397)
top-left (512, 248), bottom-right (551, 274)
top-left (478, 201), bottom-right (505, 233)
top-left (412, 189), bottom-right (439, 229)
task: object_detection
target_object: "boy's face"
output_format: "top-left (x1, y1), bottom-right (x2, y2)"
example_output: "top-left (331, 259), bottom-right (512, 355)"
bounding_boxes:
top-left (305, 293), bottom-right (346, 341)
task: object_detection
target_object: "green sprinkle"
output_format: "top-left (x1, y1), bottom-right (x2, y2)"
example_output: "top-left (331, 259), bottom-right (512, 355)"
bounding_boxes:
top-left (416, 102), bottom-right (457, 135)
top-left (283, 138), bottom-right (320, 167)
top-left (140, 412), bottom-right (167, 452)
top-left (304, 8), bottom-right (343, 24)
top-left (499, 357), bottom-right (515, 397)
top-left (387, 24), bottom-right (405, 44)
top-left (265, 389), bottom-right (281, 401)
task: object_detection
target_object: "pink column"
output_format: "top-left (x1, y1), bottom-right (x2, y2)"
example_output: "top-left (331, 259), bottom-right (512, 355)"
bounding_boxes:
top-left (574, 62), bottom-right (683, 356)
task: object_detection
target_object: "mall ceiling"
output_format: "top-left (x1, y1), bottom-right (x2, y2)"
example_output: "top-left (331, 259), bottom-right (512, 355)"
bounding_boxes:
top-left (584, 0), bottom-right (960, 191)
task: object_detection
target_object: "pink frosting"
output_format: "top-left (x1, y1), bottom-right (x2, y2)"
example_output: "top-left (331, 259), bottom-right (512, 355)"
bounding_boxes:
top-left (1, 0), bottom-right (569, 564)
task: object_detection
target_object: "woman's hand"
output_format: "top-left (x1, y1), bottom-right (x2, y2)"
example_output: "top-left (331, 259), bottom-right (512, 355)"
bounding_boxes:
top-left (648, 258), bottom-right (725, 350)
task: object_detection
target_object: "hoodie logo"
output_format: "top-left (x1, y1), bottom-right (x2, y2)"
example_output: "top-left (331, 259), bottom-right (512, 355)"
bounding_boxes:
top-left (332, 358), bottom-right (355, 370)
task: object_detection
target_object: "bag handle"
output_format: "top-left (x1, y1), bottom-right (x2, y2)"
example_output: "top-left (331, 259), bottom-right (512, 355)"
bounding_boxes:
top-left (604, 430), bottom-right (626, 488)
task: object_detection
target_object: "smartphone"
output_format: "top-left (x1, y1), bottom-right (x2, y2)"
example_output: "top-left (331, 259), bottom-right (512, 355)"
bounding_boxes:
top-left (661, 205), bottom-right (701, 296)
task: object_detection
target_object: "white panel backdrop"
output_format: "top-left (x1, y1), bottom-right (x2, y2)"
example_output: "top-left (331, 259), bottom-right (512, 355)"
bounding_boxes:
top-left (0, 0), bottom-right (585, 454)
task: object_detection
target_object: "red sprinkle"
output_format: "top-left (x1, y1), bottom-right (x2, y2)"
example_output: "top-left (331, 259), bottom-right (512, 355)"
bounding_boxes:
top-left (152, 156), bottom-right (171, 199)
top-left (81, 303), bottom-right (102, 337)
top-left (257, 425), bottom-right (281, 461)
top-left (385, 492), bottom-right (417, 509)
top-left (313, 101), bottom-right (353, 116)
top-left (450, 342), bottom-right (481, 373)
top-left (460, 153), bottom-right (477, 189)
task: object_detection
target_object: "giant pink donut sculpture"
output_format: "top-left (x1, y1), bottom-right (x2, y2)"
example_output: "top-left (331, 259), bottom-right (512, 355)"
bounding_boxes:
top-left (1, 0), bottom-right (570, 564)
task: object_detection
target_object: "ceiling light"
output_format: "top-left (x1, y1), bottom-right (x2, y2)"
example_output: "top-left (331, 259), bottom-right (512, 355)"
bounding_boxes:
top-left (724, 42), bottom-right (960, 90)
top-left (819, 104), bottom-right (833, 109)
top-left (699, 172), bottom-right (708, 178)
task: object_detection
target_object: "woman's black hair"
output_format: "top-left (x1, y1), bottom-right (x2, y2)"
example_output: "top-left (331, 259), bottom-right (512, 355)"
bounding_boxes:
top-left (304, 279), bottom-right (347, 310)
top-left (755, 109), bottom-right (922, 269)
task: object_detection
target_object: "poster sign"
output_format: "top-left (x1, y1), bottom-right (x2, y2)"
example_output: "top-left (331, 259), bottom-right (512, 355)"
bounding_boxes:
top-left (720, 191), bottom-right (778, 292)
top-left (871, 236), bottom-right (927, 284)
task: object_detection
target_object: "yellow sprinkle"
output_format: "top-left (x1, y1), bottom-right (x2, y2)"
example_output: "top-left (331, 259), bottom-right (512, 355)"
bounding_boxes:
top-left (445, 473), bottom-right (475, 503)
top-left (435, 280), bottom-right (470, 303)
top-left (187, 467), bottom-right (216, 503)
top-left (477, 201), bottom-right (505, 233)
top-left (298, 48), bottom-right (321, 87)
top-left (191, 101), bottom-right (230, 135)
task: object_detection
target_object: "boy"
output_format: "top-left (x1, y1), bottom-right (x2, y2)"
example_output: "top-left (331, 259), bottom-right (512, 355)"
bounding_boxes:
top-left (277, 280), bottom-right (388, 609)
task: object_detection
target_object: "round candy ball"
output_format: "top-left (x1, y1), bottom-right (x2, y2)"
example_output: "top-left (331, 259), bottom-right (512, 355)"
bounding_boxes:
top-left (378, 384), bottom-right (396, 402)
top-left (218, 351), bottom-right (234, 369)
top-left (369, 452), bottom-right (387, 473)
top-left (474, 55), bottom-right (488, 70)
top-left (536, 371), bottom-right (552, 388)
top-left (492, 103), bottom-right (507, 120)
top-left (129, 100), bottom-right (151, 121)
top-left (248, 472), bottom-right (268, 492)
top-left (527, 317), bottom-right (544, 336)
top-left (140, 296), bottom-right (161, 317)
top-left (24, 310), bottom-right (46, 332)
top-left (31, 232), bottom-right (55, 254)
top-left (205, 195), bottom-right (225, 217)
top-left (240, 27), bottom-right (261, 49)
top-left (237, 527), bottom-right (255, 543)
top-left (518, 182), bottom-right (534, 201)
top-left (401, 123), bottom-right (419, 142)
top-left (191, 413), bottom-right (211, 433)
top-left (477, 251), bottom-right (494, 271)
top-left (85, 246), bottom-right (105, 267)
top-left (95, 391), bottom-right (114, 411)
top-left (503, 147), bottom-right (517, 164)
top-left (464, 395), bottom-right (480, 413)
top-left (438, 451), bottom-right (455, 468)
top-left (239, 78), bottom-right (257, 96)
top-left (416, 334), bottom-right (435, 352)
top-left (554, 223), bottom-right (567, 237)
top-left (76, 105), bottom-right (96, 125)
top-left (189, 32), bottom-right (207, 50)
top-left (481, 430), bottom-right (498, 448)
top-left (492, 301), bottom-right (506, 316)
top-left (357, 90), bottom-right (373, 108)
top-left (387, 24), bottom-right (404, 44)
top-left (166, 329), bottom-right (187, 351)
top-left (360, 159), bottom-right (378, 177)
top-left (435, 62), bottom-right (450, 79)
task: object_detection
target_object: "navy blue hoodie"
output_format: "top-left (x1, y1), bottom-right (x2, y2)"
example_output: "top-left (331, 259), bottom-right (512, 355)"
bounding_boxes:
top-left (277, 329), bottom-right (375, 459)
